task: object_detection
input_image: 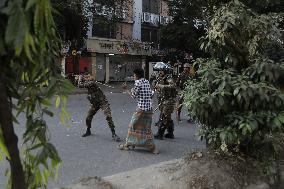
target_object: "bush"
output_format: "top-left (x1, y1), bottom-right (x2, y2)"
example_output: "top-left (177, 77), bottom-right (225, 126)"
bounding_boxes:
top-left (184, 1), bottom-right (284, 160)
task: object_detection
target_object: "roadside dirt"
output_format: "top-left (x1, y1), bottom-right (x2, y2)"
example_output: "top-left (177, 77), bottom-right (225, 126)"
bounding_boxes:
top-left (65, 149), bottom-right (284, 189)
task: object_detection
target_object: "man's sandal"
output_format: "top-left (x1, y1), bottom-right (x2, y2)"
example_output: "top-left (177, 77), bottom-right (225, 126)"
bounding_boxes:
top-left (117, 144), bottom-right (135, 150)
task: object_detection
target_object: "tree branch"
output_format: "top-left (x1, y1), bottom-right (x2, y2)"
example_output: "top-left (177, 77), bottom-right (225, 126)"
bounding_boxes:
top-left (0, 72), bottom-right (26, 189)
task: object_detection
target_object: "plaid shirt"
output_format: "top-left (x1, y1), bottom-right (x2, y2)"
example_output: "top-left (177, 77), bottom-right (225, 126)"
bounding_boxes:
top-left (131, 78), bottom-right (153, 111)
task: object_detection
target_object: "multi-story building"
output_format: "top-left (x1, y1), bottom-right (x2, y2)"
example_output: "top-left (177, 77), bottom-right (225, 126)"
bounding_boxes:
top-left (66, 0), bottom-right (171, 82)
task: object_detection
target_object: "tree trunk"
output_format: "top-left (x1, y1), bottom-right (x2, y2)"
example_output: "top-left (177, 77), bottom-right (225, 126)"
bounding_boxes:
top-left (0, 73), bottom-right (27, 189)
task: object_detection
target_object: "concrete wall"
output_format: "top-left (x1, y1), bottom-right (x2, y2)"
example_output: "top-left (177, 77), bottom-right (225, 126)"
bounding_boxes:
top-left (116, 23), bottom-right (133, 40)
top-left (160, 0), bottom-right (169, 16)
top-left (117, 0), bottom-right (134, 40)
top-left (132, 0), bottom-right (142, 40)
top-left (123, 0), bottom-right (134, 23)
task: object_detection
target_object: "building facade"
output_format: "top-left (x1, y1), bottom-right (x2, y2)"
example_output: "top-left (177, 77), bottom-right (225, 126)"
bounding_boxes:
top-left (85, 0), bottom-right (171, 82)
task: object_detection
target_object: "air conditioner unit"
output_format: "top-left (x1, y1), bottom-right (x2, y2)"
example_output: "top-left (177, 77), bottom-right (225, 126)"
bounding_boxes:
top-left (143, 12), bottom-right (152, 23)
top-left (160, 16), bottom-right (167, 25)
top-left (151, 14), bottom-right (159, 25)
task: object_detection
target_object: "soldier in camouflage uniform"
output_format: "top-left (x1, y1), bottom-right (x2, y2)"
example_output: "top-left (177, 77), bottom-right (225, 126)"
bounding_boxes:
top-left (79, 75), bottom-right (120, 141)
top-left (175, 63), bottom-right (192, 122)
top-left (153, 62), bottom-right (177, 140)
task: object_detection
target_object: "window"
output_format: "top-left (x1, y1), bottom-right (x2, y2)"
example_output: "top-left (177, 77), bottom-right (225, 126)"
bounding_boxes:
top-left (141, 28), bottom-right (150, 42)
top-left (92, 17), bottom-right (116, 39)
top-left (142, 0), bottom-right (159, 14)
top-left (141, 28), bottom-right (158, 42)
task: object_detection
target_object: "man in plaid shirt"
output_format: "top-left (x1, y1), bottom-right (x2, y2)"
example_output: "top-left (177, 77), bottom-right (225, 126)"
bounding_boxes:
top-left (131, 76), bottom-right (154, 111)
top-left (120, 68), bottom-right (158, 154)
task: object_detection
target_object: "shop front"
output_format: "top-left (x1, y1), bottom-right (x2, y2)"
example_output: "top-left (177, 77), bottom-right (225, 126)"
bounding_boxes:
top-left (86, 37), bottom-right (152, 82)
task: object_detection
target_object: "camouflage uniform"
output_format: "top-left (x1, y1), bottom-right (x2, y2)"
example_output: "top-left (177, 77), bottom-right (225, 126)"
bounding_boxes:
top-left (176, 70), bottom-right (190, 119)
top-left (154, 74), bottom-right (177, 139)
top-left (176, 63), bottom-right (195, 122)
top-left (79, 80), bottom-right (120, 141)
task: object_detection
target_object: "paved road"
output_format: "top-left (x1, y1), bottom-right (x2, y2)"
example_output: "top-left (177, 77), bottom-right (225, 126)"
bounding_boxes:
top-left (0, 86), bottom-right (204, 188)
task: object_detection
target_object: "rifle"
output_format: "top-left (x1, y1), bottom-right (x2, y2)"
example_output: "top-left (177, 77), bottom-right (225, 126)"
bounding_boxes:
top-left (95, 81), bottom-right (115, 89)
top-left (153, 102), bottom-right (162, 112)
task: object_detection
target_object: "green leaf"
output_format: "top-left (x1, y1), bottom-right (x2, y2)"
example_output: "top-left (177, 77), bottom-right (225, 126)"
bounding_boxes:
top-left (41, 98), bottom-right (52, 106)
top-left (278, 113), bottom-right (284, 124)
top-left (42, 108), bottom-right (54, 117)
top-left (239, 123), bottom-right (245, 129)
top-left (55, 96), bottom-right (60, 108)
top-left (27, 143), bottom-right (43, 151)
top-left (25, 0), bottom-right (37, 10)
top-left (0, 128), bottom-right (11, 160)
top-left (12, 115), bottom-right (19, 124)
top-left (23, 33), bottom-right (36, 62)
top-left (219, 96), bottom-right (224, 106)
top-left (5, 2), bottom-right (28, 55)
top-left (273, 118), bottom-right (282, 130)
top-left (220, 142), bottom-right (228, 152)
top-left (242, 125), bottom-right (248, 136)
top-left (59, 113), bottom-right (65, 124)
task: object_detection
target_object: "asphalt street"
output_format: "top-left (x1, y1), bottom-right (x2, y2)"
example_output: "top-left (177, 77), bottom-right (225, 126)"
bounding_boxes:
top-left (0, 85), bottom-right (204, 188)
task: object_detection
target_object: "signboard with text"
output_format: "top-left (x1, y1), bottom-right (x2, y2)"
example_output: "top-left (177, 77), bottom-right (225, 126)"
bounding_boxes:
top-left (87, 37), bottom-right (153, 56)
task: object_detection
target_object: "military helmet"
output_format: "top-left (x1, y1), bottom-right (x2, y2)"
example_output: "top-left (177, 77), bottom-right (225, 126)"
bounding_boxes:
top-left (153, 62), bottom-right (172, 71)
top-left (183, 63), bottom-right (191, 68)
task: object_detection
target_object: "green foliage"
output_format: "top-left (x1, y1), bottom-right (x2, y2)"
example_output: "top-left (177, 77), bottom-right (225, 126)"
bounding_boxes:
top-left (0, 128), bottom-right (10, 161)
top-left (160, 0), bottom-right (208, 59)
top-left (52, 0), bottom-right (89, 50)
top-left (184, 0), bottom-right (284, 161)
top-left (160, 22), bottom-right (205, 56)
top-left (1, 0), bottom-right (74, 188)
top-left (160, 0), bottom-right (231, 60)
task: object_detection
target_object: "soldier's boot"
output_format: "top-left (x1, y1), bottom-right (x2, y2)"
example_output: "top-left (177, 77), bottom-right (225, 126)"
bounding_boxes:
top-left (154, 128), bottom-right (165, 140)
top-left (154, 122), bottom-right (166, 140)
top-left (110, 128), bottom-right (121, 142)
top-left (112, 134), bottom-right (121, 142)
top-left (164, 120), bottom-right (174, 139)
top-left (82, 127), bottom-right (91, 137)
top-left (155, 119), bottom-right (162, 126)
top-left (83, 114), bottom-right (93, 137)
top-left (107, 116), bottom-right (121, 142)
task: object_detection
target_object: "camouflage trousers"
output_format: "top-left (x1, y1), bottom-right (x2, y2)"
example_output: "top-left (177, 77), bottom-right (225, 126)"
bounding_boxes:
top-left (159, 99), bottom-right (176, 123)
top-left (86, 101), bottom-right (115, 133)
top-left (156, 99), bottom-right (176, 137)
